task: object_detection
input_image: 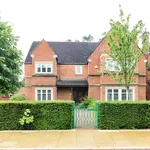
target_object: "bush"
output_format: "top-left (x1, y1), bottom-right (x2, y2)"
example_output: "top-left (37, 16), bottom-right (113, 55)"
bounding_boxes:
top-left (19, 109), bottom-right (34, 130)
top-left (0, 101), bottom-right (74, 130)
top-left (10, 94), bottom-right (26, 101)
top-left (98, 101), bottom-right (150, 129)
top-left (78, 97), bottom-right (96, 109)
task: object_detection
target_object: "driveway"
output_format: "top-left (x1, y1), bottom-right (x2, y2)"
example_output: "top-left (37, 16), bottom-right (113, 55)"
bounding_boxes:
top-left (0, 129), bottom-right (150, 149)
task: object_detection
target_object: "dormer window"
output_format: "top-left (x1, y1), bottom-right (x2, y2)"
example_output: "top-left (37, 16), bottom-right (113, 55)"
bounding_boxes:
top-left (35, 62), bottom-right (53, 74)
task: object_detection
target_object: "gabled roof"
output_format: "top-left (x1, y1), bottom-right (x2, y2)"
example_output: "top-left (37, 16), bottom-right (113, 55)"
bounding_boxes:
top-left (24, 41), bottom-right (99, 65)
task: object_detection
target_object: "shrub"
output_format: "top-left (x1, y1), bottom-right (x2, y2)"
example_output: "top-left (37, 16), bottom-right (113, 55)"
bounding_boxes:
top-left (98, 101), bottom-right (150, 129)
top-left (78, 97), bottom-right (96, 109)
top-left (0, 101), bottom-right (74, 130)
top-left (19, 109), bottom-right (34, 130)
top-left (10, 94), bottom-right (26, 101)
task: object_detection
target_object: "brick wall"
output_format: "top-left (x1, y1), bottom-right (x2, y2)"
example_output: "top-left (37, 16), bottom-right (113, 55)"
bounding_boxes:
top-left (58, 65), bottom-right (88, 79)
top-left (0, 96), bottom-right (10, 101)
top-left (57, 87), bottom-right (72, 100)
top-left (88, 86), bottom-right (100, 100)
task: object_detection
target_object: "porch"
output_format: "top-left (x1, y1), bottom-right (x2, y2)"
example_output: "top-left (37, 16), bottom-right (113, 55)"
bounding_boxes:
top-left (57, 79), bottom-right (88, 103)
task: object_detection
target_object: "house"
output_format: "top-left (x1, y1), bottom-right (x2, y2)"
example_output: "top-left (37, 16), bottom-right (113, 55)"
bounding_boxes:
top-left (146, 53), bottom-right (150, 100)
top-left (18, 36), bottom-right (147, 102)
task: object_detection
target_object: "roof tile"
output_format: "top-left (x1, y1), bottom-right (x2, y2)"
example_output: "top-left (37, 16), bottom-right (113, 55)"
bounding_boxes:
top-left (25, 41), bottom-right (99, 64)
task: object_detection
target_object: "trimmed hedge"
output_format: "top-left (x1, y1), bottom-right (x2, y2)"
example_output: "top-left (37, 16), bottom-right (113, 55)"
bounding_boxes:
top-left (99, 101), bottom-right (150, 129)
top-left (0, 101), bottom-right (74, 130)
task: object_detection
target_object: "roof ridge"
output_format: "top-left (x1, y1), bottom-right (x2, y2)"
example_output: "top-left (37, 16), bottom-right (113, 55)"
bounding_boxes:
top-left (35, 41), bottom-right (99, 43)
top-left (32, 41), bottom-right (100, 44)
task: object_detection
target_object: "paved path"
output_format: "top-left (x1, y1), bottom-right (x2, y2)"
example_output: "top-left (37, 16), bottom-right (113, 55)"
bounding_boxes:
top-left (0, 129), bottom-right (150, 149)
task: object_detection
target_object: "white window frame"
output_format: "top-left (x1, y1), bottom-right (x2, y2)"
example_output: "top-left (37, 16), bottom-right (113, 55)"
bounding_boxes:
top-left (35, 62), bottom-right (53, 74)
top-left (35, 88), bottom-right (53, 101)
top-left (105, 87), bottom-right (135, 101)
top-left (106, 58), bottom-right (118, 71)
top-left (75, 65), bottom-right (83, 75)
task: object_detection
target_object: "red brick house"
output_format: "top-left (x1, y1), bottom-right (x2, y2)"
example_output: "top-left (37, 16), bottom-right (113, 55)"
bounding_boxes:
top-left (18, 37), bottom-right (147, 102)
top-left (146, 53), bottom-right (150, 100)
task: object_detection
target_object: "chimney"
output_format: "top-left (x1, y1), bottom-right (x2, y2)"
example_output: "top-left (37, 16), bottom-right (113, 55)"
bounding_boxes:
top-left (143, 28), bottom-right (150, 54)
top-left (143, 28), bottom-right (149, 41)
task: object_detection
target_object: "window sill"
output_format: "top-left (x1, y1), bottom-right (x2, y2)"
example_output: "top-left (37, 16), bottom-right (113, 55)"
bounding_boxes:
top-left (32, 74), bottom-right (56, 77)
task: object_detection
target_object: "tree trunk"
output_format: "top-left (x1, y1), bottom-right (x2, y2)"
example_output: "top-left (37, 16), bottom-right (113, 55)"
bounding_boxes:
top-left (127, 87), bottom-right (130, 100)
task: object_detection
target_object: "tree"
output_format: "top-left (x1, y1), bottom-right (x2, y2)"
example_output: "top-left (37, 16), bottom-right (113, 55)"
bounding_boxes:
top-left (75, 40), bottom-right (80, 42)
top-left (0, 21), bottom-right (23, 96)
top-left (82, 34), bottom-right (94, 42)
top-left (67, 39), bottom-right (72, 42)
top-left (104, 6), bottom-right (149, 100)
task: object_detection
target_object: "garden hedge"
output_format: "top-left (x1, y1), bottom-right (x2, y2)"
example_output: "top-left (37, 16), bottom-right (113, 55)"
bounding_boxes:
top-left (98, 101), bottom-right (150, 129)
top-left (0, 100), bottom-right (74, 130)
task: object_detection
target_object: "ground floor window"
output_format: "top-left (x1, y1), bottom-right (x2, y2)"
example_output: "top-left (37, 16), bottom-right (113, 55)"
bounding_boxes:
top-left (36, 88), bottom-right (53, 101)
top-left (106, 88), bottom-right (134, 101)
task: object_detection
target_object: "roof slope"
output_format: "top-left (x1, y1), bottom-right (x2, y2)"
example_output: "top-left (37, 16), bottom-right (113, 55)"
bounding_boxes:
top-left (25, 41), bottom-right (99, 64)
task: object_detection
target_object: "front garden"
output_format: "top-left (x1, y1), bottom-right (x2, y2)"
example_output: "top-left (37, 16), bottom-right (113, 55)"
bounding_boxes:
top-left (0, 97), bottom-right (150, 130)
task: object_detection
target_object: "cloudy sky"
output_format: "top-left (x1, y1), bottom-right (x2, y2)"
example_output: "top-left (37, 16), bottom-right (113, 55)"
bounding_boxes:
top-left (0, 0), bottom-right (150, 59)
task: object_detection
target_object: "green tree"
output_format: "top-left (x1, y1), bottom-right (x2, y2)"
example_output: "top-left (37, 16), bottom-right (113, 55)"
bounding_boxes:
top-left (104, 6), bottom-right (149, 100)
top-left (82, 34), bottom-right (94, 42)
top-left (0, 22), bottom-right (23, 96)
top-left (67, 39), bottom-right (72, 42)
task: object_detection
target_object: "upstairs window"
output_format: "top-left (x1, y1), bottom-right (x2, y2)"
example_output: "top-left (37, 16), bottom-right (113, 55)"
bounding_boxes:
top-left (35, 62), bottom-right (52, 74)
top-left (106, 59), bottom-right (118, 71)
top-left (75, 65), bottom-right (83, 75)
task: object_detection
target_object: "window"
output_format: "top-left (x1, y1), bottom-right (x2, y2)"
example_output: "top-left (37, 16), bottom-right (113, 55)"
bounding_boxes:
top-left (106, 88), bottom-right (134, 101)
top-left (122, 89), bottom-right (126, 100)
top-left (36, 89), bottom-right (52, 101)
top-left (129, 89), bottom-right (133, 100)
top-left (107, 89), bottom-right (112, 101)
top-left (114, 89), bottom-right (119, 101)
top-left (75, 65), bottom-right (82, 75)
top-left (106, 59), bottom-right (118, 71)
top-left (35, 62), bottom-right (52, 73)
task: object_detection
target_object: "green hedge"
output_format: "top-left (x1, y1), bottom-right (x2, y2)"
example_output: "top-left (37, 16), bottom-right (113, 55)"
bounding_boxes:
top-left (99, 101), bottom-right (150, 129)
top-left (0, 101), bottom-right (74, 130)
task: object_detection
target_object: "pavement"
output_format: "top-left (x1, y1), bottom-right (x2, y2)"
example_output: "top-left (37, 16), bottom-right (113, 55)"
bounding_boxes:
top-left (0, 129), bottom-right (150, 150)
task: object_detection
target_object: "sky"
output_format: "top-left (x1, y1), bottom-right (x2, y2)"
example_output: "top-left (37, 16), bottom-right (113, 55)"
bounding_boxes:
top-left (0, 0), bottom-right (150, 59)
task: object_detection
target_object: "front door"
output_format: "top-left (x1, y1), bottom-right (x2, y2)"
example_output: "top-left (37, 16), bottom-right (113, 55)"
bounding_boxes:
top-left (73, 87), bottom-right (88, 103)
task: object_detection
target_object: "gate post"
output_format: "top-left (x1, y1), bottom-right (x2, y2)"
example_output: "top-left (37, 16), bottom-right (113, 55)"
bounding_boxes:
top-left (72, 101), bottom-right (75, 129)
top-left (96, 101), bottom-right (99, 129)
